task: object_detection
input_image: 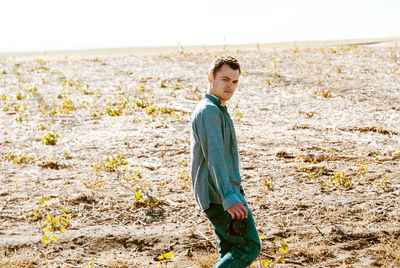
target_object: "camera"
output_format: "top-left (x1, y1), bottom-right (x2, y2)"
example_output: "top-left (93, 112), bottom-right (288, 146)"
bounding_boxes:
top-left (227, 219), bottom-right (248, 236)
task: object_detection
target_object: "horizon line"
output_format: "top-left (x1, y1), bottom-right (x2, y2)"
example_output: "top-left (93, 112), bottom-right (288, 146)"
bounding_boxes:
top-left (1, 36), bottom-right (399, 59)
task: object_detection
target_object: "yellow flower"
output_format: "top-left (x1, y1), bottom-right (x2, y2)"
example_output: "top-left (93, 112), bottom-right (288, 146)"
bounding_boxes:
top-left (135, 191), bottom-right (143, 200)
top-left (164, 251), bottom-right (174, 259)
top-left (262, 259), bottom-right (272, 267)
top-left (42, 234), bottom-right (50, 244)
top-left (158, 251), bottom-right (174, 261)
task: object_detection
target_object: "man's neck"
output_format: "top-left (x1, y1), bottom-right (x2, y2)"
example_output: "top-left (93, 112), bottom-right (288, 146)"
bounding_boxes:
top-left (208, 92), bottom-right (226, 106)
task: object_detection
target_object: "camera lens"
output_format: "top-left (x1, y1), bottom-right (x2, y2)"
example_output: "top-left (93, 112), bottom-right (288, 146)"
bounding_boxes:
top-left (232, 219), bottom-right (247, 235)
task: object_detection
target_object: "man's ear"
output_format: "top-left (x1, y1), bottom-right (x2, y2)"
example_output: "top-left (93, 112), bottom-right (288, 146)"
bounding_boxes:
top-left (208, 73), bottom-right (214, 84)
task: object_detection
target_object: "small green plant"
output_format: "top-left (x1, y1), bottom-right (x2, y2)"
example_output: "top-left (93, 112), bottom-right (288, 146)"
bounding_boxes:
top-left (294, 155), bottom-right (319, 182)
top-left (90, 108), bottom-right (104, 117)
top-left (35, 59), bottom-right (49, 70)
top-left (172, 82), bottom-right (180, 90)
top-left (295, 155), bottom-right (303, 167)
top-left (42, 212), bottom-right (71, 244)
top-left (262, 177), bottom-right (273, 190)
top-left (4, 149), bottom-right (36, 164)
top-left (63, 78), bottom-right (93, 94)
top-left (234, 103), bottom-right (243, 120)
top-left (390, 48), bottom-right (399, 64)
top-left (61, 98), bottom-right (75, 114)
top-left (321, 88), bottom-right (331, 98)
top-left (121, 169), bottom-right (159, 206)
top-left (179, 160), bottom-right (188, 167)
top-left (25, 87), bottom-right (38, 94)
top-left (87, 259), bottom-right (96, 268)
top-left (133, 185), bottom-right (158, 206)
top-left (33, 194), bottom-right (71, 245)
top-left (328, 48), bottom-right (337, 54)
top-left (354, 158), bottom-right (367, 177)
top-left (42, 132), bottom-right (59, 145)
top-left (328, 171), bottom-right (352, 188)
top-left (171, 112), bottom-right (184, 122)
top-left (124, 169), bottom-right (142, 186)
top-left (2, 100), bottom-right (28, 122)
top-left (145, 106), bottom-right (157, 115)
top-left (91, 152), bottom-right (128, 173)
top-left (266, 237), bottom-right (288, 267)
top-left (253, 236), bottom-right (288, 267)
top-left (63, 152), bottom-right (71, 159)
top-left (268, 58), bottom-right (282, 79)
top-left (328, 148), bottom-right (338, 158)
top-left (40, 90), bottom-right (75, 116)
top-left (158, 105), bottom-right (174, 115)
top-left (377, 176), bottom-right (389, 191)
top-left (308, 172), bottom-right (317, 181)
top-left (139, 85), bottom-right (147, 92)
top-left (12, 62), bottom-right (21, 75)
top-left (175, 170), bottom-right (191, 187)
top-left (186, 85), bottom-right (202, 101)
top-left (16, 91), bottom-right (23, 100)
top-left (133, 97), bottom-right (154, 109)
top-left (0, 93), bottom-right (9, 111)
top-left (105, 107), bottom-right (123, 116)
top-left (102, 95), bottom-right (138, 116)
top-left (83, 178), bottom-right (108, 189)
top-left (157, 251), bottom-right (174, 267)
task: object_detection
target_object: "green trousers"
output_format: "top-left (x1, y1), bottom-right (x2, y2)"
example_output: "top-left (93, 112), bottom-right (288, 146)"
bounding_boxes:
top-left (204, 201), bottom-right (261, 268)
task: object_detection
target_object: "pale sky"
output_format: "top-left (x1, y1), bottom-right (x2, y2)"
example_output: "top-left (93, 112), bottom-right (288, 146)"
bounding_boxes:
top-left (1, 0), bottom-right (399, 52)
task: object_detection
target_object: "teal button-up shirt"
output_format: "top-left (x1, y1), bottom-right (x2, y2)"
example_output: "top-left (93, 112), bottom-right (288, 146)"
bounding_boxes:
top-left (190, 93), bottom-right (244, 211)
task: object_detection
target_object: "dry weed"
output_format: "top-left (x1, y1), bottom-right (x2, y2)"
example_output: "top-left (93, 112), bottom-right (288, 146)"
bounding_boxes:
top-left (372, 235), bottom-right (400, 267)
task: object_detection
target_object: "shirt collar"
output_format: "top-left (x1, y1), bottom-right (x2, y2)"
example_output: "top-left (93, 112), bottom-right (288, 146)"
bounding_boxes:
top-left (204, 93), bottom-right (223, 107)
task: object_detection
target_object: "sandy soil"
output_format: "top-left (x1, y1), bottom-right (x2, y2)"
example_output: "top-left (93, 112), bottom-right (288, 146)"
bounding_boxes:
top-left (0, 39), bottom-right (399, 267)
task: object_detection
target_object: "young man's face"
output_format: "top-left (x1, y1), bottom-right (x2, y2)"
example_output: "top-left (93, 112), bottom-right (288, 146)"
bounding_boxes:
top-left (208, 64), bottom-right (240, 106)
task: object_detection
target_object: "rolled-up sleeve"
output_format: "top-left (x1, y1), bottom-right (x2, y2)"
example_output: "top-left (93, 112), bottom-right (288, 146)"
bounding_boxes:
top-left (194, 106), bottom-right (241, 210)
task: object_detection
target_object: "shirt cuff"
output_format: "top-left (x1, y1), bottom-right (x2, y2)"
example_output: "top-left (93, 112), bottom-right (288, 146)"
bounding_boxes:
top-left (222, 192), bottom-right (242, 211)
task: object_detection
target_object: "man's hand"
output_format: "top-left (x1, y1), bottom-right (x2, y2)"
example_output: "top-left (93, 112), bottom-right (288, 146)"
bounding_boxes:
top-left (227, 202), bottom-right (248, 219)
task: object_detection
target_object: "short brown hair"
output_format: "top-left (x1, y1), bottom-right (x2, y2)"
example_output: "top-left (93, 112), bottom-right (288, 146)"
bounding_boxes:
top-left (209, 55), bottom-right (241, 77)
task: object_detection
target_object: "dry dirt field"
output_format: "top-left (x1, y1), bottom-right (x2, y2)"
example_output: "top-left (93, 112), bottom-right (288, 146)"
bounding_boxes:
top-left (0, 39), bottom-right (399, 267)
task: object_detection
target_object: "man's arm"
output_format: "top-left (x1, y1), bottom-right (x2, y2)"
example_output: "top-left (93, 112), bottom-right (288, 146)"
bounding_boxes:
top-left (194, 106), bottom-right (246, 217)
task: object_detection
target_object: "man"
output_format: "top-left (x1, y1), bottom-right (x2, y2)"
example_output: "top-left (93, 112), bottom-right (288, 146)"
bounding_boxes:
top-left (190, 56), bottom-right (261, 267)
